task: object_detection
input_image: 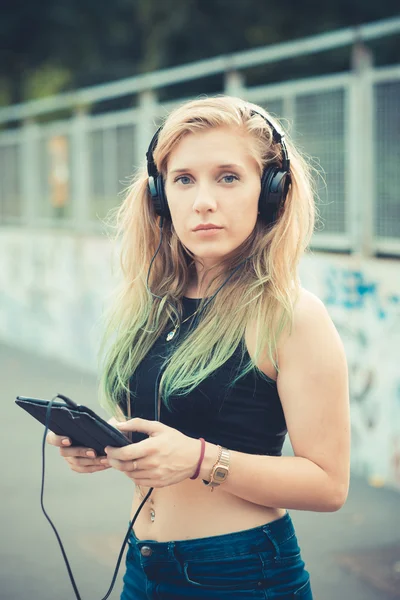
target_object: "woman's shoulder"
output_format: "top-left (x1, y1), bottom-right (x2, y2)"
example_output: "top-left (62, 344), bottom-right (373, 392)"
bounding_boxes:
top-left (278, 286), bottom-right (343, 362)
top-left (292, 287), bottom-right (328, 321)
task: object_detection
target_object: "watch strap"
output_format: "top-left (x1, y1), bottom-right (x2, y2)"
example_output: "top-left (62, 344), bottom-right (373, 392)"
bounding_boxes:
top-left (202, 446), bottom-right (230, 489)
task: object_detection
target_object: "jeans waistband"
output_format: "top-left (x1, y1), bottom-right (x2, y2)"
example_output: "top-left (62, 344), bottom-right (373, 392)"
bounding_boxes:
top-left (128, 510), bottom-right (294, 561)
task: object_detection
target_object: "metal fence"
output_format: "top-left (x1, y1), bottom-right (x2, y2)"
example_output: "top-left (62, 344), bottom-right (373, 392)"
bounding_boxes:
top-left (0, 17), bottom-right (399, 256)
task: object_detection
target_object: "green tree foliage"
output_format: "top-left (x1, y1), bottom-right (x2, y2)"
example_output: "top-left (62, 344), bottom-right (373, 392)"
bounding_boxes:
top-left (1, 0), bottom-right (399, 105)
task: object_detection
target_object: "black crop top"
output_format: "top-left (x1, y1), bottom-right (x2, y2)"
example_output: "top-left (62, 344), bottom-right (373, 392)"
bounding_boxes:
top-left (127, 296), bottom-right (287, 456)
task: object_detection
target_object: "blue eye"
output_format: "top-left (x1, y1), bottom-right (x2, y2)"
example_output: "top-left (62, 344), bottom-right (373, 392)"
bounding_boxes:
top-left (222, 175), bottom-right (238, 184)
top-left (175, 176), bottom-right (191, 185)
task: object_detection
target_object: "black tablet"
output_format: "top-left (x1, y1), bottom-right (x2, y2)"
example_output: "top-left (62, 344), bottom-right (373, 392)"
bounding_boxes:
top-left (16, 395), bottom-right (132, 456)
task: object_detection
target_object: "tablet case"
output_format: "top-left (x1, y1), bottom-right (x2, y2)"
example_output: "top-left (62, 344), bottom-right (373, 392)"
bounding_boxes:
top-left (15, 396), bottom-right (132, 456)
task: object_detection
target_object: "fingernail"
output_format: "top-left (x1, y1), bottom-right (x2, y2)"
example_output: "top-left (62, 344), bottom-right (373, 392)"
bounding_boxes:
top-left (86, 450), bottom-right (95, 458)
top-left (62, 438), bottom-right (71, 446)
top-left (100, 459), bottom-right (108, 465)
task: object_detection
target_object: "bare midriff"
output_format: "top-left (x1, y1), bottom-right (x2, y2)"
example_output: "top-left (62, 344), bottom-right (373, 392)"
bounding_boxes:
top-left (130, 478), bottom-right (286, 542)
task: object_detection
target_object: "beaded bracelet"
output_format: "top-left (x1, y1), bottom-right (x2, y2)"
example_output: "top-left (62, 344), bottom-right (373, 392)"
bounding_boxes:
top-left (190, 437), bottom-right (206, 480)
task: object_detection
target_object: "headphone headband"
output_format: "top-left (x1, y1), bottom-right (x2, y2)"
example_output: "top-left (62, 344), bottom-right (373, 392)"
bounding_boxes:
top-left (252, 112), bottom-right (291, 174)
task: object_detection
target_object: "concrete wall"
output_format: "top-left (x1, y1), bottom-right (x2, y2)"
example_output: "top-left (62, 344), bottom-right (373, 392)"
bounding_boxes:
top-left (0, 229), bottom-right (115, 372)
top-left (1, 229), bottom-right (399, 490)
top-left (299, 254), bottom-right (400, 491)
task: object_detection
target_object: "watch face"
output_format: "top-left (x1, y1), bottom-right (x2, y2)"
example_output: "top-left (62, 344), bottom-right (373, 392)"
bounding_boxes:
top-left (215, 467), bottom-right (228, 482)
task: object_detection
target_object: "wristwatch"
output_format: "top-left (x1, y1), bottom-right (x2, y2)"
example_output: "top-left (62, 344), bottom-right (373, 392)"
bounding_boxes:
top-left (202, 446), bottom-right (230, 491)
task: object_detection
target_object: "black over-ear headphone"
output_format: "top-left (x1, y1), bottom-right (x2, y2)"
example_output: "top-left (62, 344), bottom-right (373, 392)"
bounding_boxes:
top-left (146, 109), bottom-right (291, 226)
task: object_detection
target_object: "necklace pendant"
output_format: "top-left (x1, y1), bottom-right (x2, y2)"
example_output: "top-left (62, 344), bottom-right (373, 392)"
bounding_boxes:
top-left (166, 329), bottom-right (176, 341)
top-left (150, 508), bottom-right (156, 522)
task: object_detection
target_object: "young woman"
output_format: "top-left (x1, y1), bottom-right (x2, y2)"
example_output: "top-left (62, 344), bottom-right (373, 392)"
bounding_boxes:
top-left (48, 96), bottom-right (350, 599)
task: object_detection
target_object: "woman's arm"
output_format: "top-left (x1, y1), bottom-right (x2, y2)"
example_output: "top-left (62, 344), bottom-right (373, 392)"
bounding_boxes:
top-left (200, 288), bottom-right (351, 512)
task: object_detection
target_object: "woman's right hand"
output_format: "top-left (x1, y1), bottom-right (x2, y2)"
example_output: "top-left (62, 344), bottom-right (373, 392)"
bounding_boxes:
top-left (45, 417), bottom-right (119, 473)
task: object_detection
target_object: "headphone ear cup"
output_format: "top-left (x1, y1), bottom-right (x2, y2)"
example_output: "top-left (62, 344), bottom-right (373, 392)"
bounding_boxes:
top-left (156, 176), bottom-right (170, 218)
top-left (258, 167), bottom-right (290, 225)
top-left (148, 175), bottom-right (170, 218)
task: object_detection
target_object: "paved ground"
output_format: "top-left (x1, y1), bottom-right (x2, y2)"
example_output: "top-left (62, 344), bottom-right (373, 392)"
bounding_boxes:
top-left (1, 342), bottom-right (400, 600)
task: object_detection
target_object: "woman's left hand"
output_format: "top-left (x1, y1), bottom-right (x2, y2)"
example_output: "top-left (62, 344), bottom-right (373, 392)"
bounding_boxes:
top-left (103, 418), bottom-right (202, 488)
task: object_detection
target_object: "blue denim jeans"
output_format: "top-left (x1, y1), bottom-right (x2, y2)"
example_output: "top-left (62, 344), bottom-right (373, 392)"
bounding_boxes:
top-left (120, 511), bottom-right (313, 599)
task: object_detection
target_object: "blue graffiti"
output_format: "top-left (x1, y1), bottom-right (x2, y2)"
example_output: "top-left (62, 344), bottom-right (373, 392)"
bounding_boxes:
top-left (325, 268), bottom-right (393, 319)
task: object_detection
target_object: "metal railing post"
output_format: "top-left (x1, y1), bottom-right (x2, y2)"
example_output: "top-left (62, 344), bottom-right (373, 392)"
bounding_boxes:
top-left (136, 90), bottom-right (158, 170)
top-left (71, 107), bottom-right (90, 229)
top-left (224, 70), bottom-right (246, 97)
top-left (21, 119), bottom-right (40, 226)
top-left (349, 41), bottom-right (374, 256)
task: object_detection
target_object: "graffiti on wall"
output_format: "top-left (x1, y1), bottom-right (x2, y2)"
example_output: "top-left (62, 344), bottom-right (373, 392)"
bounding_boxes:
top-left (325, 268), bottom-right (400, 319)
top-left (322, 266), bottom-right (400, 485)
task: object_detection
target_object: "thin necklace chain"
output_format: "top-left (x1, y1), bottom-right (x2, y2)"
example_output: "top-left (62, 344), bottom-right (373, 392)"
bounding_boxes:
top-left (166, 303), bottom-right (202, 341)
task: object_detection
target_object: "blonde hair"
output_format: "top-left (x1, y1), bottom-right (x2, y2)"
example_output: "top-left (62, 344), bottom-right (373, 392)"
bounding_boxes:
top-left (99, 95), bottom-right (316, 414)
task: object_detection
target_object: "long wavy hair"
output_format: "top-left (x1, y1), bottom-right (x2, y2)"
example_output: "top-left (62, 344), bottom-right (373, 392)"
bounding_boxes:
top-left (99, 95), bottom-right (316, 416)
